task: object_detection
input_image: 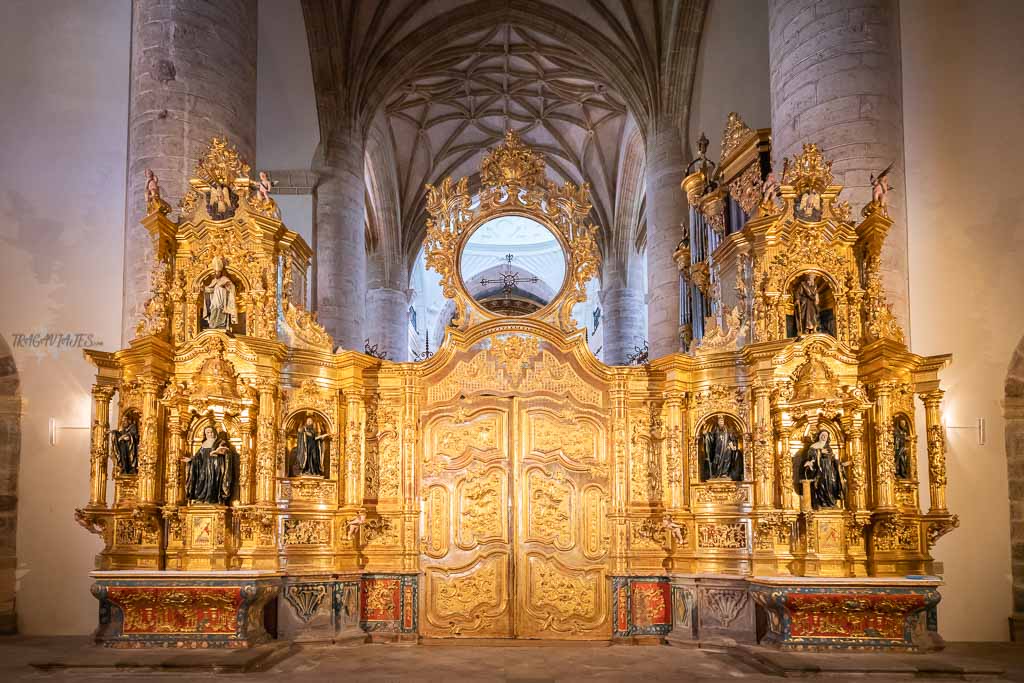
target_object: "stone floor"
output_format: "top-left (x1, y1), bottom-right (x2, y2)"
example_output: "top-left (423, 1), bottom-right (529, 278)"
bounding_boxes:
top-left (0, 637), bottom-right (1021, 681)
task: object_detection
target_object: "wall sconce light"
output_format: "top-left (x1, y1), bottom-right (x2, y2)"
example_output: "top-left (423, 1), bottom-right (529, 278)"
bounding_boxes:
top-left (943, 417), bottom-right (986, 446)
top-left (48, 417), bottom-right (90, 446)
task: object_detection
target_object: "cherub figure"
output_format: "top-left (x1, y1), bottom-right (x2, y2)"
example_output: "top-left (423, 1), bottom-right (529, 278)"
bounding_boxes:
top-left (257, 171), bottom-right (276, 201)
top-left (346, 510), bottom-right (367, 540)
top-left (662, 513), bottom-right (686, 546)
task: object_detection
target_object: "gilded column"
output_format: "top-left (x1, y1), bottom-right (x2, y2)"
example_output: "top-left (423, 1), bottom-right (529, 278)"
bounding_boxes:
top-left (919, 390), bottom-right (948, 513)
top-left (401, 372), bottom-right (420, 570)
top-left (136, 378), bottom-right (162, 505)
top-left (663, 390), bottom-right (685, 510)
top-left (89, 384), bottom-right (116, 507)
top-left (238, 414), bottom-right (256, 505)
top-left (752, 383), bottom-right (774, 509)
top-left (872, 381), bottom-right (897, 510)
top-left (255, 379), bottom-right (277, 505)
top-left (609, 374), bottom-right (629, 574)
top-left (845, 419), bottom-right (867, 511)
top-left (345, 394), bottom-right (366, 508)
top-left (163, 405), bottom-right (187, 506)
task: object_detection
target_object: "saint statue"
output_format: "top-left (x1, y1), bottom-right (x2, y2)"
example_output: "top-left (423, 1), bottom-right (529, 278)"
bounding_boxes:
top-left (203, 257), bottom-right (237, 331)
top-left (894, 415), bottom-right (911, 479)
top-left (794, 274), bottom-right (819, 335)
top-left (184, 426), bottom-right (235, 505)
top-left (701, 415), bottom-right (743, 481)
top-left (797, 189), bottom-right (821, 219)
top-left (291, 414), bottom-right (329, 477)
top-left (110, 414), bottom-right (139, 475)
top-left (800, 429), bottom-right (845, 509)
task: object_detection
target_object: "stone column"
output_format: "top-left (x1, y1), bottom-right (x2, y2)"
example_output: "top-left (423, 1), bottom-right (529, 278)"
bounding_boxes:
top-left (644, 126), bottom-right (687, 360)
top-left (769, 0), bottom-right (909, 334)
top-left (365, 288), bottom-right (409, 362)
top-left (316, 124), bottom-right (367, 351)
top-left (122, 0), bottom-right (258, 344)
top-left (600, 287), bottom-right (647, 365)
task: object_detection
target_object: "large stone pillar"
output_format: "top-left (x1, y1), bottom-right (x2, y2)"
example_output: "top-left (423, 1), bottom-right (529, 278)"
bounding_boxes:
top-left (769, 0), bottom-right (909, 334)
top-left (644, 126), bottom-right (687, 359)
top-left (316, 124), bottom-right (366, 351)
top-left (600, 287), bottom-right (647, 365)
top-left (122, 0), bottom-right (258, 343)
top-left (365, 287), bottom-right (409, 362)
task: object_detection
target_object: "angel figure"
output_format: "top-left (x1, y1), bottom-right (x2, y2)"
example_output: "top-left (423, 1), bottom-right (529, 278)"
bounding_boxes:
top-left (144, 169), bottom-right (170, 214)
top-left (759, 172), bottom-right (780, 212)
top-left (346, 510), bottom-right (367, 539)
top-left (257, 171), bottom-right (276, 201)
top-left (662, 513), bottom-right (686, 546)
top-left (870, 162), bottom-right (894, 211)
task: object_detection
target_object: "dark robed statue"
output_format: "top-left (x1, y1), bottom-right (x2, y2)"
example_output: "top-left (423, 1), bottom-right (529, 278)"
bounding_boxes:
top-left (701, 415), bottom-right (744, 481)
top-left (794, 274), bottom-right (820, 335)
top-left (110, 414), bottom-right (139, 475)
top-left (292, 415), bottom-right (328, 477)
top-left (184, 426), bottom-right (235, 505)
top-left (800, 429), bottom-right (845, 508)
top-left (894, 415), bottom-right (911, 479)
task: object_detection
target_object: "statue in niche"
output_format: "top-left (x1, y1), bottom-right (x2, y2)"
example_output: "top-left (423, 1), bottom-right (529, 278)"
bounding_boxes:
top-left (796, 189), bottom-right (822, 221)
top-left (794, 274), bottom-right (820, 335)
top-left (110, 412), bottom-right (139, 475)
top-left (202, 257), bottom-right (237, 331)
top-left (184, 426), bottom-right (235, 505)
top-left (894, 415), bottom-right (912, 479)
top-left (207, 184), bottom-right (236, 220)
top-left (291, 414), bottom-right (329, 477)
top-left (701, 415), bottom-right (744, 482)
top-left (799, 428), bottom-right (845, 509)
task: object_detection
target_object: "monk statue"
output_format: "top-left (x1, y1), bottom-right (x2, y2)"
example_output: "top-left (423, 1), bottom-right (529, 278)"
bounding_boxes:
top-left (800, 429), bottom-right (846, 509)
top-left (794, 274), bottom-right (820, 335)
top-left (110, 413), bottom-right (139, 475)
top-left (184, 426), bottom-right (235, 505)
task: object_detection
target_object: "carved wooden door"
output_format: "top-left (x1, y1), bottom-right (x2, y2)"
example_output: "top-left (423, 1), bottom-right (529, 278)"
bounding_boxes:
top-left (514, 398), bottom-right (611, 639)
top-left (420, 402), bottom-right (514, 638)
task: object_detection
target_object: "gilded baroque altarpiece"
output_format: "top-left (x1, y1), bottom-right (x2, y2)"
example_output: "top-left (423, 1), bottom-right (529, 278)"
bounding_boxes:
top-left (77, 128), bottom-right (956, 650)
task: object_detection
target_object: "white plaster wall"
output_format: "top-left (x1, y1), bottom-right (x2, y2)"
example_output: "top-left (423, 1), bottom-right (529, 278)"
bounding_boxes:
top-left (0, 0), bottom-right (131, 634)
top-left (901, 0), bottom-right (1024, 641)
top-left (689, 0), bottom-right (771, 159)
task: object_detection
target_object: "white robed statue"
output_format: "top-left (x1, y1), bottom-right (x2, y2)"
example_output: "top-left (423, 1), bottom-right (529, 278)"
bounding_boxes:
top-left (203, 257), bottom-right (237, 330)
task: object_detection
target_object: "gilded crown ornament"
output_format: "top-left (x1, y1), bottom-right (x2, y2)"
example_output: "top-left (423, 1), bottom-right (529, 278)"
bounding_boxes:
top-left (782, 143), bottom-right (834, 194)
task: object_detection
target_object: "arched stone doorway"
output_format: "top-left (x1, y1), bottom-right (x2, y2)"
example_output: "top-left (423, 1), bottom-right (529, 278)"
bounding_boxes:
top-left (1006, 334), bottom-right (1024, 641)
top-left (0, 335), bottom-right (21, 634)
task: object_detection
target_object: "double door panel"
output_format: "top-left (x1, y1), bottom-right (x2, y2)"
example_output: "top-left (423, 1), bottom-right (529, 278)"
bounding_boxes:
top-left (420, 399), bottom-right (610, 639)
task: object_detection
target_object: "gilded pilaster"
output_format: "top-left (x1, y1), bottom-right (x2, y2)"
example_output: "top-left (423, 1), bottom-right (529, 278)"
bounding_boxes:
top-left (609, 373), bottom-right (629, 575)
top-left (255, 379), bottom-right (277, 505)
top-left (89, 384), bottom-right (116, 507)
top-left (136, 378), bottom-right (162, 505)
top-left (345, 394), bottom-right (366, 508)
top-left (663, 390), bottom-right (686, 510)
top-left (872, 381), bottom-right (897, 510)
top-left (752, 382), bottom-right (774, 509)
top-left (919, 390), bottom-right (948, 513)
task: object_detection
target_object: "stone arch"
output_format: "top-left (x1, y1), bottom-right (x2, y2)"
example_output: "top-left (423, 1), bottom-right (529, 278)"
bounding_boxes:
top-left (1005, 333), bottom-right (1024, 639)
top-left (0, 335), bottom-right (20, 633)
